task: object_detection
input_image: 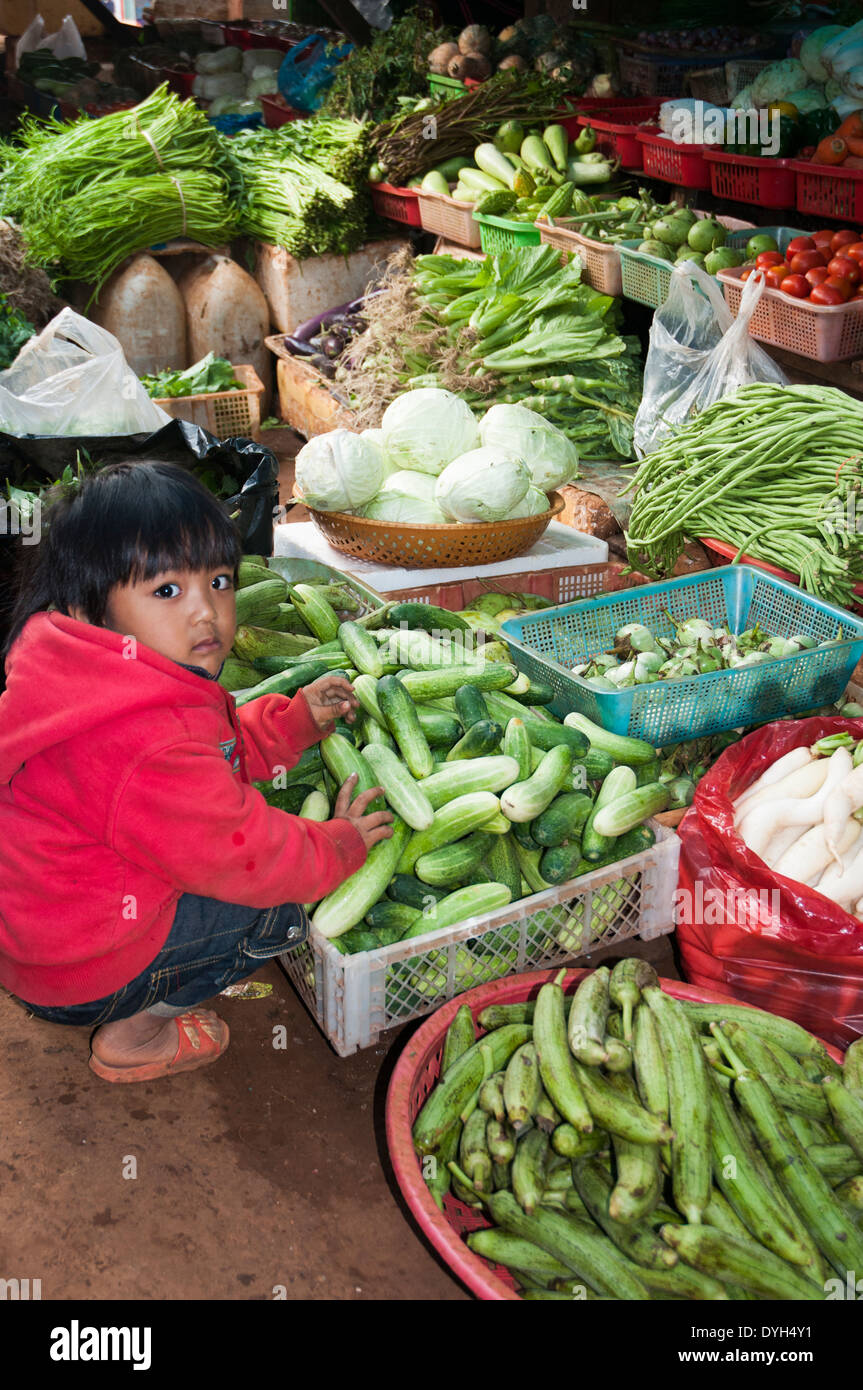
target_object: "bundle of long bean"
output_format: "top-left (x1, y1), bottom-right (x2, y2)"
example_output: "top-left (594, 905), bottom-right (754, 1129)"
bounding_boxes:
top-left (227, 130), bottom-right (367, 259)
top-left (0, 85), bottom-right (227, 219)
top-left (625, 384), bottom-right (863, 608)
top-left (22, 171), bottom-right (237, 296)
top-left (371, 74), bottom-right (567, 187)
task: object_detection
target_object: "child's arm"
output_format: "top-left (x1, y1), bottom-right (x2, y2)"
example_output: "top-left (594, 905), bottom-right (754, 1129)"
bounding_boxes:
top-left (110, 738), bottom-right (368, 908)
top-left (234, 677), bottom-right (358, 783)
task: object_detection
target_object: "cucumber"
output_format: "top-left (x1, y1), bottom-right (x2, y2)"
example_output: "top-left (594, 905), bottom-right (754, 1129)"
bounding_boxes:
top-left (445, 719), bottom-right (503, 761)
top-left (290, 583), bottom-right (341, 643)
top-left (233, 662), bottom-right (350, 707)
top-left (354, 672), bottom-right (388, 725)
top-left (415, 707), bottom-right (462, 747)
top-left (364, 900), bottom-right (420, 935)
top-left (504, 717), bottom-right (532, 782)
top-left (320, 732), bottom-right (384, 810)
top-left (338, 621), bottom-right (383, 678)
top-left (512, 677), bottom-right (555, 706)
top-left (525, 723), bottom-right (590, 757)
top-left (483, 831), bottom-right (522, 902)
top-left (398, 792), bottom-right (503, 874)
top-left (563, 713), bottom-right (656, 767)
top-left (415, 831), bottom-right (496, 888)
top-left (581, 766), bottom-right (638, 862)
top-left (387, 874), bottom-right (448, 909)
top-left (540, 841), bottom-right (584, 886)
top-left (501, 745), bottom-right (574, 823)
top-left (361, 743), bottom-right (435, 831)
top-left (591, 784), bottom-right (671, 838)
top-left (419, 756), bottom-right (521, 810)
top-left (454, 684), bottom-right (490, 730)
top-left (532, 792), bottom-right (594, 848)
top-left (298, 789), bottom-right (329, 821)
top-left (399, 663), bottom-right (517, 702)
top-left (578, 748), bottom-right (615, 783)
top-left (400, 882), bottom-right (512, 942)
top-left (313, 819), bottom-right (411, 938)
top-left (377, 674), bottom-right (434, 779)
top-left (511, 819), bottom-right (541, 852)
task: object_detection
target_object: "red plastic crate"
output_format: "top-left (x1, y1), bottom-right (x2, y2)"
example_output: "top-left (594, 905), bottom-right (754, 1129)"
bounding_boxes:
top-left (164, 67), bottom-right (195, 97)
top-left (370, 182), bottom-right (423, 228)
top-left (636, 130), bottom-right (711, 189)
top-left (573, 100), bottom-right (665, 168)
top-left (791, 159), bottom-right (863, 225)
top-left (557, 96), bottom-right (661, 141)
top-left (260, 95), bottom-right (304, 127)
top-left (223, 25), bottom-right (293, 51)
top-left (704, 148), bottom-right (797, 209)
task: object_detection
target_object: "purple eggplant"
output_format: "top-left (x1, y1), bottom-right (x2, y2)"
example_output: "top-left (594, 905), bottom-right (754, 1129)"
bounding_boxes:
top-left (282, 335), bottom-right (318, 357)
top-left (322, 330), bottom-right (347, 358)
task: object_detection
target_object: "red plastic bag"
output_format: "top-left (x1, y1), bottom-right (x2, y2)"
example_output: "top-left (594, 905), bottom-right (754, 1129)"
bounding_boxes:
top-left (676, 717), bottom-right (863, 1050)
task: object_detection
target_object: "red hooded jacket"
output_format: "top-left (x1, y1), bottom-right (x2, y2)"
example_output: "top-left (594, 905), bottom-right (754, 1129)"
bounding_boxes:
top-left (0, 612), bottom-right (366, 1006)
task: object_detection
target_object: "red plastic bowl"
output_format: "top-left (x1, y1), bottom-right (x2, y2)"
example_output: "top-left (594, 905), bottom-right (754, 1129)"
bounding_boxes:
top-left (700, 537), bottom-right (863, 611)
top-left (385, 966), bottom-right (843, 1301)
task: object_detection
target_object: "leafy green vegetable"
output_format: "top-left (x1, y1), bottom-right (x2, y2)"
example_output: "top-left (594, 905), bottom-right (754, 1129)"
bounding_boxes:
top-left (141, 352), bottom-right (243, 400)
top-left (0, 295), bottom-right (35, 370)
top-left (318, 10), bottom-right (437, 123)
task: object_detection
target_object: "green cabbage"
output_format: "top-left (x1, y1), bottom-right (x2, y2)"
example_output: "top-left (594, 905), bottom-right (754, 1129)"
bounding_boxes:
top-left (435, 446), bottom-right (531, 522)
top-left (800, 25), bottom-right (846, 82)
top-left (381, 386), bottom-right (479, 476)
top-left (294, 428), bottom-right (384, 512)
top-left (362, 470), bottom-right (449, 524)
top-left (507, 486), bottom-right (550, 517)
top-left (750, 59), bottom-right (808, 107)
top-left (478, 402), bottom-right (579, 491)
top-left (785, 87), bottom-right (827, 114)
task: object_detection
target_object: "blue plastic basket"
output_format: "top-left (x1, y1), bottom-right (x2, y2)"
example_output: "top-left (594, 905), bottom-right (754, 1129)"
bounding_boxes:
top-left (500, 566), bottom-right (863, 747)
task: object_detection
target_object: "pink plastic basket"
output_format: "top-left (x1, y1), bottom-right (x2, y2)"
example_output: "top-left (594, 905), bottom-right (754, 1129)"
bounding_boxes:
top-left (705, 149), bottom-right (797, 209)
top-left (636, 130), bottom-right (711, 189)
top-left (370, 182), bottom-right (423, 228)
top-left (573, 100), bottom-right (665, 168)
top-left (717, 265), bottom-right (863, 362)
top-left (417, 187), bottom-right (481, 248)
top-left (536, 222), bottom-right (623, 294)
top-left (791, 159), bottom-right (863, 225)
top-left (386, 968), bottom-right (843, 1301)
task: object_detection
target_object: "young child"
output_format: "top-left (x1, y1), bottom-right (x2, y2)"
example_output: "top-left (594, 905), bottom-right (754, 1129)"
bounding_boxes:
top-left (0, 459), bottom-right (393, 1083)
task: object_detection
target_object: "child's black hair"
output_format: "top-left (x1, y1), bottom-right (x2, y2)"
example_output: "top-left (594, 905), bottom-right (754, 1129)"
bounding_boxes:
top-left (2, 460), bottom-right (242, 662)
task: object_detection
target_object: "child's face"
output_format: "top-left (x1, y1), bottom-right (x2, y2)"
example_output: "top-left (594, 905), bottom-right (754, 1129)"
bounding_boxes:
top-left (96, 565), bottom-right (236, 677)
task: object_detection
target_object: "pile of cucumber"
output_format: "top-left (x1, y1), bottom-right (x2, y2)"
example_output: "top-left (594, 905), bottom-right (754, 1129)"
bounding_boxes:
top-left (224, 561), bottom-right (671, 964)
top-left (414, 961), bottom-right (863, 1301)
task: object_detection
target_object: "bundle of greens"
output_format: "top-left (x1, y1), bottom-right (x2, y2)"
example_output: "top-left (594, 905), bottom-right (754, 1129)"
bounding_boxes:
top-left (227, 127), bottom-right (368, 259)
top-left (318, 10), bottom-right (438, 122)
top-left (0, 87), bottom-right (237, 293)
top-left (625, 383), bottom-right (863, 608)
top-left (141, 353), bottom-right (242, 400)
top-left (340, 245), bottom-right (641, 459)
top-left (370, 72), bottom-right (571, 187)
top-left (0, 294), bottom-right (35, 371)
top-left (272, 116), bottom-right (372, 187)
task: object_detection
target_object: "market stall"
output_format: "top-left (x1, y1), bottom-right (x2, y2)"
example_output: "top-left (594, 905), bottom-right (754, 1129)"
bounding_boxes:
top-left (3, 1), bottom-right (863, 1319)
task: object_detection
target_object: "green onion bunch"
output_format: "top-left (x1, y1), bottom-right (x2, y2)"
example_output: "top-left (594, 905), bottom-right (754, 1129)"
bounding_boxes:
top-left (625, 383), bottom-right (863, 608)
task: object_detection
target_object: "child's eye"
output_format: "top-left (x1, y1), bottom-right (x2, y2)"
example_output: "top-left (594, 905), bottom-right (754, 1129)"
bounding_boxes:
top-left (213, 573), bottom-right (233, 591)
top-left (154, 583), bottom-right (181, 599)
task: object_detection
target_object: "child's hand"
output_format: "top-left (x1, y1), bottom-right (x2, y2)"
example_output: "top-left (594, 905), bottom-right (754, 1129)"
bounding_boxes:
top-left (303, 675), bottom-right (359, 734)
top-left (333, 776), bottom-right (394, 852)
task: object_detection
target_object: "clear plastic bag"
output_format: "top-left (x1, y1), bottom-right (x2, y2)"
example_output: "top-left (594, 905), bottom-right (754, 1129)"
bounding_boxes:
top-left (0, 309), bottom-right (170, 438)
top-left (633, 264), bottom-right (787, 458)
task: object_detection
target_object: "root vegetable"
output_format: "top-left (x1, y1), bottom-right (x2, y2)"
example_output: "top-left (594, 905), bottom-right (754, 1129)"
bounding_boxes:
top-left (737, 748), bottom-right (852, 862)
top-left (734, 757), bottom-right (827, 831)
top-left (429, 42), bottom-right (460, 74)
top-left (448, 52), bottom-right (489, 81)
top-left (498, 55), bottom-right (527, 72)
top-left (773, 818), bottom-right (861, 884)
top-left (733, 746), bottom-right (813, 817)
top-left (458, 24), bottom-right (491, 54)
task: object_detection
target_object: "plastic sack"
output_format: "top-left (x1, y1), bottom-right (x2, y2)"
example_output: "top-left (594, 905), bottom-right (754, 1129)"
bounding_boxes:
top-left (0, 309), bottom-right (169, 438)
top-left (276, 35), bottom-right (353, 114)
top-left (677, 717), bottom-right (863, 1049)
top-left (633, 265), bottom-right (787, 458)
top-left (48, 15), bottom-right (87, 61)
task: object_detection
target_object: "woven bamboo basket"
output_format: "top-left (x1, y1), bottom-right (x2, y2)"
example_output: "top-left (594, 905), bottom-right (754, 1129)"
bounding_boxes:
top-left (293, 489), bottom-right (565, 569)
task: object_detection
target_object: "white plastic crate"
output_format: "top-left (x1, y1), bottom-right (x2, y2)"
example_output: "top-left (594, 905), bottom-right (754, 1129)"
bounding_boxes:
top-left (278, 823), bottom-right (679, 1056)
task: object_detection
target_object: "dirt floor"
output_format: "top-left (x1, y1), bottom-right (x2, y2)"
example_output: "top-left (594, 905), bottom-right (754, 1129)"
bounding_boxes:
top-left (0, 426), bottom-right (679, 1301)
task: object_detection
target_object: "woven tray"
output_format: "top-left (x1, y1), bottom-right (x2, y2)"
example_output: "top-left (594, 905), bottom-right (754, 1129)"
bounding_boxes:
top-left (294, 490), bottom-right (565, 569)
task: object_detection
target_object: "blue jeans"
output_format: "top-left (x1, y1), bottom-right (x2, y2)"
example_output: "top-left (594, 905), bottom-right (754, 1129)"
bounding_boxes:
top-left (14, 892), bottom-right (309, 1027)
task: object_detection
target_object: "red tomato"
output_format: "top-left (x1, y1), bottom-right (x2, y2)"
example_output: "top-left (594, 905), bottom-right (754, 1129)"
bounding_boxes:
top-left (780, 274), bottom-right (811, 298)
top-left (806, 265), bottom-right (831, 288)
top-left (831, 229), bottom-right (860, 253)
top-left (828, 255), bottom-right (861, 284)
top-left (825, 275), bottom-right (853, 300)
top-left (790, 249), bottom-right (829, 274)
top-left (785, 236), bottom-right (816, 260)
top-left (810, 284), bottom-right (847, 305)
top-left (740, 266), bottom-right (755, 281)
top-left (841, 241), bottom-right (863, 263)
top-left (765, 264), bottom-right (791, 289)
top-left (755, 250), bottom-right (785, 270)
top-left (812, 228), bottom-right (837, 249)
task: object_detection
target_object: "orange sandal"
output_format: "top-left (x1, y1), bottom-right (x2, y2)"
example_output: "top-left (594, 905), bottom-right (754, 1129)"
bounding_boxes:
top-left (88, 1009), bottom-right (230, 1084)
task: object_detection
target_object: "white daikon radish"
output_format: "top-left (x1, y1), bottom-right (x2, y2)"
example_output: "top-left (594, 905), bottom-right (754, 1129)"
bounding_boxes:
top-left (773, 818), bottom-right (860, 884)
top-left (732, 754), bottom-right (826, 829)
top-left (823, 762), bottom-right (863, 864)
top-left (733, 746), bottom-right (813, 816)
top-left (812, 836), bottom-right (863, 908)
top-left (762, 823), bottom-right (809, 868)
top-left (737, 748), bottom-right (851, 862)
